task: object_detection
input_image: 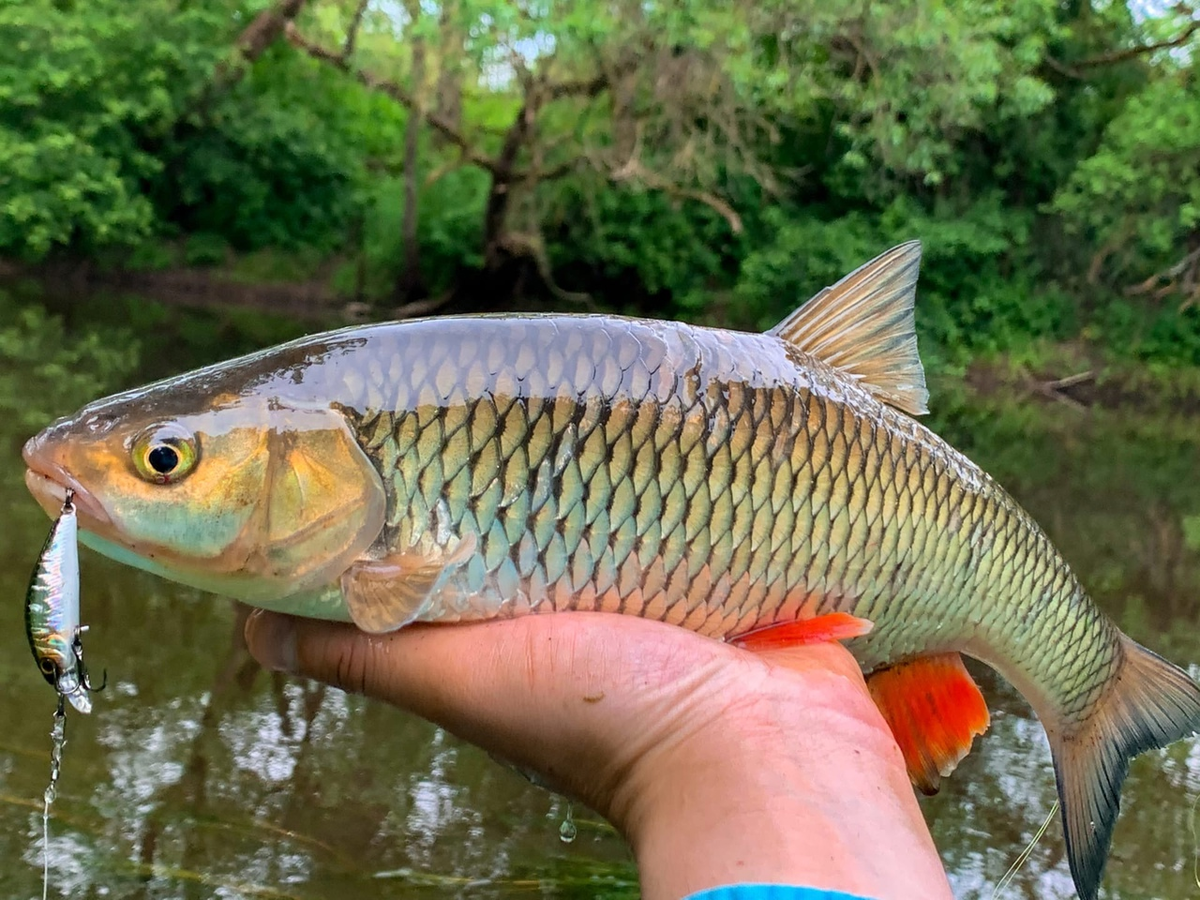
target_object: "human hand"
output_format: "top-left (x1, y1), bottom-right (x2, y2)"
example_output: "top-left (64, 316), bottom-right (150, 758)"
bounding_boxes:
top-left (244, 611), bottom-right (952, 900)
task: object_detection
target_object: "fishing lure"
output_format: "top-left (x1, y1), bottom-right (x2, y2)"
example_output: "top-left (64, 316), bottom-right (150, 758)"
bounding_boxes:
top-left (25, 490), bottom-right (104, 713)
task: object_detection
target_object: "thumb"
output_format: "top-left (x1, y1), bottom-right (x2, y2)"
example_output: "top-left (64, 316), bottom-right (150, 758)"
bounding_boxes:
top-left (242, 609), bottom-right (492, 722)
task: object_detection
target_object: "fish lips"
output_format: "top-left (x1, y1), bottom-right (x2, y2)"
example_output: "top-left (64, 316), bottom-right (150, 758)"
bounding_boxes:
top-left (23, 434), bottom-right (111, 529)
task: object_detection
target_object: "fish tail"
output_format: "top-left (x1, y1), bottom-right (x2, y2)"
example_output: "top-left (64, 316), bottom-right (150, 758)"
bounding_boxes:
top-left (1050, 634), bottom-right (1200, 900)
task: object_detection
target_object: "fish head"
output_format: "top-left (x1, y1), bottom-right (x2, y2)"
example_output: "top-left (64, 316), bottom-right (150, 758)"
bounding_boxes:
top-left (23, 369), bottom-right (387, 603)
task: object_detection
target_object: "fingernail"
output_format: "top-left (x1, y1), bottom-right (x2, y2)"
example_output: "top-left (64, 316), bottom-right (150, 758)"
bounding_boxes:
top-left (245, 610), bottom-right (298, 674)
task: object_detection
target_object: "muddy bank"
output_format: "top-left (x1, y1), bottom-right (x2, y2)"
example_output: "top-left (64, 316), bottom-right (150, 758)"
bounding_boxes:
top-left (965, 351), bottom-right (1200, 416)
top-left (0, 258), bottom-right (348, 321)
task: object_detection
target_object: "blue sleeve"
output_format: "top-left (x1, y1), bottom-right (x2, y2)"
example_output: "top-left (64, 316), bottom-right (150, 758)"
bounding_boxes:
top-left (684, 887), bottom-right (875, 900)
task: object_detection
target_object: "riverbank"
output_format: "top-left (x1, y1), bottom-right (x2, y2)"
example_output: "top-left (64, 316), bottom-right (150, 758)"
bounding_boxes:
top-left (6, 255), bottom-right (1200, 418)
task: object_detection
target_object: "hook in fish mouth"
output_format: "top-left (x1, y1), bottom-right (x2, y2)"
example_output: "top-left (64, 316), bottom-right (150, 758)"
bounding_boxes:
top-left (23, 469), bottom-right (110, 528)
top-left (22, 429), bottom-right (110, 526)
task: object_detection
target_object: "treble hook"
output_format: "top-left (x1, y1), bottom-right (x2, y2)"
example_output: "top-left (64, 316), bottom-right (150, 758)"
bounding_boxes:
top-left (71, 633), bottom-right (106, 693)
top-left (80, 667), bottom-right (107, 693)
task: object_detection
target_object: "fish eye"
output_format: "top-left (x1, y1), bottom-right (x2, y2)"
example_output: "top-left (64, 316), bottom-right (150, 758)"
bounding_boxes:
top-left (132, 424), bottom-right (198, 484)
top-left (148, 445), bottom-right (179, 473)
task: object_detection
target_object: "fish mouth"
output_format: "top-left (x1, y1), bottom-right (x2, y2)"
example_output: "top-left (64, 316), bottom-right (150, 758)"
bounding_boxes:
top-left (24, 469), bottom-right (111, 527)
top-left (23, 436), bottom-right (111, 527)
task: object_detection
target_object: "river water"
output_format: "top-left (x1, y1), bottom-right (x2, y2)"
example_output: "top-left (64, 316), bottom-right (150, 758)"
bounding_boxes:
top-left (0, 286), bottom-right (1197, 899)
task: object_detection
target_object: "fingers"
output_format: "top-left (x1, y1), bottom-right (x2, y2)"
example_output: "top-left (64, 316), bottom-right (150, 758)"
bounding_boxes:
top-left (241, 608), bottom-right (929, 859)
top-left (243, 609), bottom-right (744, 814)
top-left (243, 609), bottom-right (725, 746)
top-left (243, 608), bottom-right (872, 735)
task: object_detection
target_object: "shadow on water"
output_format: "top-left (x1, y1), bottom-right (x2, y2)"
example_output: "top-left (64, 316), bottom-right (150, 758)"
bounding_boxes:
top-left (0, 285), bottom-right (1197, 898)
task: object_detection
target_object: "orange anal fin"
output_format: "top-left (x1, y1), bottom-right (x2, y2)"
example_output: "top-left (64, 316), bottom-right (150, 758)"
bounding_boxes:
top-left (866, 653), bottom-right (990, 795)
top-left (733, 612), bottom-right (874, 651)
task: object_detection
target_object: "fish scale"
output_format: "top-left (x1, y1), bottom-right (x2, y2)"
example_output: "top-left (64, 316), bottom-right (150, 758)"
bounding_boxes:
top-left (347, 315), bottom-right (1113, 719)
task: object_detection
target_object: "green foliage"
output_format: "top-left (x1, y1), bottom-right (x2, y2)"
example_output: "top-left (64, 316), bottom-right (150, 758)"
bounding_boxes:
top-left (764, 0), bottom-right (1062, 193)
top-left (1053, 72), bottom-right (1200, 284)
top-left (544, 177), bottom-right (741, 314)
top-left (2, 0), bottom-right (1200, 373)
top-left (0, 0), bottom-right (229, 257)
top-left (154, 50), bottom-right (381, 252)
top-left (730, 194), bottom-right (1070, 360)
top-left (417, 168), bottom-right (489, 289)
top-left (0, 1), bottom-right (383, 260)
top-left (183, 232), bottom-right (230, 267)
top-left (338, 166), bottom-right (489, 299)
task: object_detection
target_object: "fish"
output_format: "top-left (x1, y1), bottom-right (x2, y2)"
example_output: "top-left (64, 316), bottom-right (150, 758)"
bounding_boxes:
top-left (25, 491), bottom-right (103, 714)
top-left (21, 242), bottom-right (1200, 900)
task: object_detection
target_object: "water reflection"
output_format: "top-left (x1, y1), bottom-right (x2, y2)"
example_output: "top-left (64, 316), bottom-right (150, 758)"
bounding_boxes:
top-left (0, 291), bottom-right (1197, 898)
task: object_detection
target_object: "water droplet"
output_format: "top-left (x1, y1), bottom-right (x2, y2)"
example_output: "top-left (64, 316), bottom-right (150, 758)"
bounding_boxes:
top-left (559, 801), bottom-right (577, 843)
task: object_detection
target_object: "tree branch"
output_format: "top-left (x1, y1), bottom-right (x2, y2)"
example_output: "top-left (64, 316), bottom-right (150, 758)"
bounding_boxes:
top-left (341, 0), bottom-right (371, 61)
top-left (608, 156), bottom-right (743, 234)
top-left (211, 0), bottom-right (309, 92)
top-left (1125, 246), bottom-right (1200, 305)
top-left (1047, 14), bottom-right (1200, 77)
top-left (546, 72), bottom-right (610, 100)
top-left (286, 23), bottom-right (499, 174)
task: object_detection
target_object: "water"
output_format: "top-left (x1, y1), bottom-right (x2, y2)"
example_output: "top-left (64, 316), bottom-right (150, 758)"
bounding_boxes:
top-left (1, 286), bottom-right (1198, 898)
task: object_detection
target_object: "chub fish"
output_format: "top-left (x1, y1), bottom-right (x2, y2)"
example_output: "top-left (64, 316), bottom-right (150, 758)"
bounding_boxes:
top-left (21, 243), bottom-right (1200, 899)
top-left (25, 491), bottom-right (103, 713)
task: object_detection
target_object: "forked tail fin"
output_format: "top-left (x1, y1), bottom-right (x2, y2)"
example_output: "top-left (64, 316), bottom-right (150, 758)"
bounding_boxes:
top-left (1049, 635), bottom-right (1200, 900)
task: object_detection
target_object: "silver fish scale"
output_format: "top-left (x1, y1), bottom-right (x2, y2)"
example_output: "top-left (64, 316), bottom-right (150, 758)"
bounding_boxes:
top-left (345, 315), bottom-right (1119, 728)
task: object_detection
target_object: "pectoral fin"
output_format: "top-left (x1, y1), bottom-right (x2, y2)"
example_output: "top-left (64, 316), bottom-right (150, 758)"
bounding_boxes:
top-left (732, 612), bottom-right (874, 650)
top-left (341, 536), bottom-right (476, 634)
top-left (865, 653), bottom-right (990, 795)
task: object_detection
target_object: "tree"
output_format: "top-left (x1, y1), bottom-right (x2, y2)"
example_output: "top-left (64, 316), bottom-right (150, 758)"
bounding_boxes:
top-left (281, 0), bottom-right (803, 300)
top-left (1052, 4), bottom-right (1200, 308)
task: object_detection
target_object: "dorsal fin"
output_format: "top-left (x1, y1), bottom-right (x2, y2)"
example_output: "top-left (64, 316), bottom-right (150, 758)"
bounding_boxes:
top-left (770, 241), bottom-right (929, 415)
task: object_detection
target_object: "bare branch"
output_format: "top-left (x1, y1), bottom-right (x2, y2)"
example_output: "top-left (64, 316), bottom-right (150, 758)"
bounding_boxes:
top-left (499, 233), bottom-right (593, 306)
top-left (286, 23), bottom-right (499, 174)
top-left (608, 157), bottom-right (743, 234)
top-left (235, 0), bottom-right (309, 61)
top-left (525, 157), bottom-right (582, 182)
top-left (423, 157), bottom-right (466, 188)
top-left (1125, 246), bottom-right (1200, 306)
top-left (1047, 14), bottom-right (1200, 77)
top-left (1023, 367), bottom-right (1093, 410)
top-left (393, 293), bottom-right (454, 319)
top-left (210, 0), bottom-right (308, 92)
top-left (1042, 54), bottom-right (1084, 80)
top-left (341, 0), bottom-right (371, 62)
top-left (1076, 18), bottom-right (1199, 67)
top-left (546, 73), bottom-right (610, 100)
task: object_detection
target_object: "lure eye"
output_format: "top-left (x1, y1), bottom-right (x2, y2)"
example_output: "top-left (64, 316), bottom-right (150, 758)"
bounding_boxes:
top-left (38, 658), bottom-right (56, 676)
top-left (132, 424), bottom-right (198, 484)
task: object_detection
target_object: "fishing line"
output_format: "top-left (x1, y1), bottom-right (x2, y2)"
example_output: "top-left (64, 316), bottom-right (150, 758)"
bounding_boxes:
top-left (42, 698), bottom-right (66, 900)
top-left (1189, 790), bottom-right (1200, 891)
top-left (989, 800), bottom-right (1058, 900)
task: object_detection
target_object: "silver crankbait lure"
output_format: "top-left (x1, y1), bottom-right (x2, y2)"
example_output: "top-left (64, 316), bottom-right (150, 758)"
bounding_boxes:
top-left (25, 490), bottom-right (104, 713)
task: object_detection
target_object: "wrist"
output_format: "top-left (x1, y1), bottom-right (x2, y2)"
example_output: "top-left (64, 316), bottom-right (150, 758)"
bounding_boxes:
top-left (611, 662), bottom-right (951, 900)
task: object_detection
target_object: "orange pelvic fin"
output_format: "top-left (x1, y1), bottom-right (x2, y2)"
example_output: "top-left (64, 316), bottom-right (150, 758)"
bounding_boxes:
top-left (733, 612), bottom-right (874, 651)
top-left (866, 653), bottom-right (990, 795)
